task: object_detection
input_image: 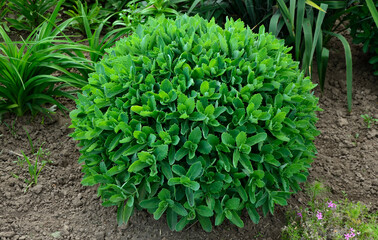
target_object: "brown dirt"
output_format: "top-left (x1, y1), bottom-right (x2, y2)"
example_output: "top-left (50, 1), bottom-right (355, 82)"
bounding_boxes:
top-left (0, 38), bottom-right (377, 240)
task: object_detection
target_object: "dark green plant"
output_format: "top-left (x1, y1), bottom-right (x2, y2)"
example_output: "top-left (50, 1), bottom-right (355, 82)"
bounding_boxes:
top-left (0, 0), bottom-right (92, 117)
top-left (65, 0), bottom-right (133, 12)
top-left (70, 15), bottom-right (321, 232)
top-left (67, 0), bottom-right (131, 64)
top-left (113, 1), bottom-right (145, 30)
top-left (64, 0), bottom-right (110, 34)
top-left (98, 0), bottom-right (131, 11)
top-left (114, 0), bottom-right (201, 30)
top-left (347, 0), bottom-right (378, 75)
top-left (0, 0), bottom-right (10, 31)
top-left (6, 0), bottom-right (57, 32)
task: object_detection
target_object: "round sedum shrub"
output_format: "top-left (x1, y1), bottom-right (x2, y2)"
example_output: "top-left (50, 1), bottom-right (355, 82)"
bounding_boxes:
top-left (70, 15), bottom-right (321, 232)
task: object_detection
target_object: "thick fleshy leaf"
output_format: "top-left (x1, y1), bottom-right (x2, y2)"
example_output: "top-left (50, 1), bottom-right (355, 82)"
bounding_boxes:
top-left (186, 162), bottom-right (203, 180)
top-left (188, 127), bottom-right (202, 144)
top-left (246, 133), bottom-right (267, 146)
top-left (196, 205), bottom-right (213, 217)
top-left (221, 132), bottom-right (236, 147)
top-left (175, 148), bottom-right (189, 161)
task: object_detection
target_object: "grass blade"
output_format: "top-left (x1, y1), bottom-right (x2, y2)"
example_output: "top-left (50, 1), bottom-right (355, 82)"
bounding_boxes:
top-left (302, 18), bottom-right (313, 75)
top-left (309, 3), bottom-right (328, 68)
top-left (290, 0), bottom-right (296, 23)
top-left (277, 0), bottom-right (295, 38)
top-left (318, 47), bottom-right (329, 92)
top-left (269, 11), bottom-right (282, 37)
top-left (366, 0), bottom-right (378, 28)
top-left (313, 1), bottom-right (345, 9)
top-left (188, 0), bottom-right (202, 14)
top-left (244, 0), bottom-right (257, 27)
top-left (23, 127), bottom-right (34, 154)
top-left (295, 0), bottom-right (306, 60)
top-left (324, 31), bottom-right (353, 111)
top-left (305, 0), bottom-right (326, 12)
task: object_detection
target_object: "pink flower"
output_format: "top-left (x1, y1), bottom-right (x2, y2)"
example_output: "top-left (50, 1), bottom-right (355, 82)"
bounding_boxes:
top-left (327, 201), bottom-right (337, 209)
top-left (316, 211), bottom-right (323, 220)
top-left (297, 212), bottom-right (302, 218)
top-left (350, 228), bottom-right (356, 237)
top-left (345, 228), bottom-right (356, 239)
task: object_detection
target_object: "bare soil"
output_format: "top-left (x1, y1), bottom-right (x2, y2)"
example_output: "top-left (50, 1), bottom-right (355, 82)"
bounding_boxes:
top-left (0, 38), bottom-right (377, 240)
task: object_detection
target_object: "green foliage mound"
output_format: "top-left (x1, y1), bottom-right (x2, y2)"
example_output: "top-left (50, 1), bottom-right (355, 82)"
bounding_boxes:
top-left (69, 15), bottom-right (321, 232)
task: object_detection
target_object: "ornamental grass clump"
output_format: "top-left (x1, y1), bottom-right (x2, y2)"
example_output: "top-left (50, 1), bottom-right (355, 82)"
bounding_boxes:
top-left (69, 15), bottom-right (321, 232)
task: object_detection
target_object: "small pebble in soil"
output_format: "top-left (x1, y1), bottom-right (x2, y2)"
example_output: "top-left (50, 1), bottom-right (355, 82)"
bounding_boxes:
top-left (63, 225), bottom-right (71, 235)
top-left (333, 170), bottom-right (342, 177)
top-left (31, 185), bottom-right (43, 194)
top-left (0, 231), bottom-right (16, 238)
top-left (356, 172), bottom-right (365, 181)
top-left (95, 231), bottom-right (105, 240)
top-left (343, 140), bottom-right (355, 148)
top-left (368, 129), bottom-right (378, 139)
top-left (72, 197), bottom-right (82, 207)
top-left (337, 117), bottom-right (348, 127)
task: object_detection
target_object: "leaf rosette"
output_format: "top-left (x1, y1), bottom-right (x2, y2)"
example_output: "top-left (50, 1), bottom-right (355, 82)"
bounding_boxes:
top-left (70, 15), bottom-right (321, 232)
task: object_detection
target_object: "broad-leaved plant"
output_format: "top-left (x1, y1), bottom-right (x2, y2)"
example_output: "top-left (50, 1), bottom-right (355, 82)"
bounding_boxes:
top-left (70, 15), bottom-right (321, 232)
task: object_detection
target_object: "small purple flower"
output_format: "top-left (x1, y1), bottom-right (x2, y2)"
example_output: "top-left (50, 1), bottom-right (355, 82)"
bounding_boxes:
top-left (297, 212), bottom-right (302, 218)
top-left (316, 211), bottom-right (323, 220)
top-left (327, 201), bottom-right (337, 209)
top-left (350, 228), bottom-right (356, 237)
top-left (345, 228), bottom-right (357, 239)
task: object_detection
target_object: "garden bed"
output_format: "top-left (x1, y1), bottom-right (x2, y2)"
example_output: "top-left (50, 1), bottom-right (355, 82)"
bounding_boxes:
top-left (0, 37), bottom-right (377, 240)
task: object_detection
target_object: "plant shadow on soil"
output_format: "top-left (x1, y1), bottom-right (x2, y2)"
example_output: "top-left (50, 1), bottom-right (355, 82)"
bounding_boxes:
top-left (0, 38), bottom-right (377, 240)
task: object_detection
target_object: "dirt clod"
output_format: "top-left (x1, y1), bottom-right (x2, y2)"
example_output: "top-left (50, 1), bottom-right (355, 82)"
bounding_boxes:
top-left (337, 117), bottom-right (348, 127)
top-left (31, 184), bottom-right (43, 194)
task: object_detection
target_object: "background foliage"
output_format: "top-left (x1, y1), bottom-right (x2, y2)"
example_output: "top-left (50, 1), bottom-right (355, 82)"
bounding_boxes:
top-left (347, 0), bottom-right (378, 75)
top-left (6, 0), bottom-right (57, 32)
top-left (0, 0), bottom-right (92, 117)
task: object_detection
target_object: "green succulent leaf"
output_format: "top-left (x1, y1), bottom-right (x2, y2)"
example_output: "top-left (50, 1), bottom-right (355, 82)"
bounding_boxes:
top-left (186, 162), bottom-right (203, 180)
top-left (198, 140), bottom-right (212, 154)
top-left (246, 133), bottom-right (267, 146)
top-left (236, 131), bottom-right (247, 147)
top-left (198, 215), bottom-right (212, 232)
top-left (226, 198), bottom-right (241, 210)
top-left (128, 160), bottom-right (150, 173)
top-left (196, 205), bottom-right (214, 217)
top-left (175, 148), bottom-right (189, 161)
top-left (188, 127), bottom-right (202, 144)
top-left (222, 132), bottom-right (236, 147)
top-left (154, 145), bottom-right (169, 161)
top-left (139, 198), bottom-right (160, 209)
